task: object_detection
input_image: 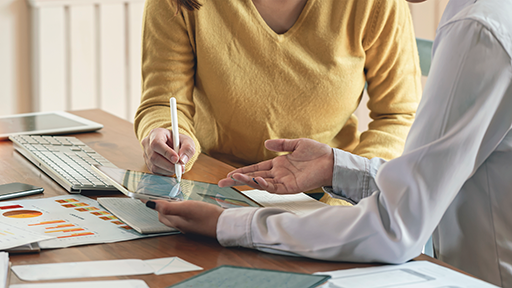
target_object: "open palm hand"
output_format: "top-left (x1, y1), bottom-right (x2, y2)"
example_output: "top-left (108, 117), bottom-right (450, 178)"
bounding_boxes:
top-left (218, 138), bottom-right (334, 194)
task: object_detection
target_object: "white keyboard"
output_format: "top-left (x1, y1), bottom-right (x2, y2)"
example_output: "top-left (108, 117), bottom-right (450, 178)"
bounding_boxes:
top-left (9, 135), bottom-right (118, 193)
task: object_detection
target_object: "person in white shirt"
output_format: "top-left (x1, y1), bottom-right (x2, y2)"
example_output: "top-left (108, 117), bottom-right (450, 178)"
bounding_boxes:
top-left (145, 0), bottom-right (512, 286)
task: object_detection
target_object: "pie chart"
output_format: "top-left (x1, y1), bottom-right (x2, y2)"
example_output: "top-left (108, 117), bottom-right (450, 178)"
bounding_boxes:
top-left (3, 210), bottom-right (43, 218)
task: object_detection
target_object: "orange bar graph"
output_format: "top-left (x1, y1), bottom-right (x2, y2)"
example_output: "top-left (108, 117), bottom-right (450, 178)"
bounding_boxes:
top-left (28, 220), bottom-right (66, 226)
top-left (46, 224), bottom-right (75, 229)
top-left (45, 228), bottom-right (84, 233)
top-left (57, 232), bottom-right (95, 239)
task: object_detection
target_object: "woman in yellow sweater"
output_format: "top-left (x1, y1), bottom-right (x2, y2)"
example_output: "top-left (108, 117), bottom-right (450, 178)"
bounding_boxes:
top-left (135, 0), bottom-right (421, 178)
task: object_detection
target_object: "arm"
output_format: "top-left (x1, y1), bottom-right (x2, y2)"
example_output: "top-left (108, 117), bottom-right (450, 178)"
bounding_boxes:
top-left (134, 0), bottom-right (201, 173)
top-left (355, 0), bottom-right (422, 160)
top-left (216, 20), bottom-right (512, 262)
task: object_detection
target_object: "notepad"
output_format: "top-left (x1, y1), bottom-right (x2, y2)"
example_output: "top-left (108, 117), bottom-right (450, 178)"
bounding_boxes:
top-left (168, 265), bottom-right (330, 288)
top-left (97, 197), bottom-right (178, 234)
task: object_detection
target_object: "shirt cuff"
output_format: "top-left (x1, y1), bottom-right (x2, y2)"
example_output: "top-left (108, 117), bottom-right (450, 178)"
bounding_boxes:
top-left (331, 148), bottom-right (385, 203)
top-left (217, 207), bottom-right (259, 247)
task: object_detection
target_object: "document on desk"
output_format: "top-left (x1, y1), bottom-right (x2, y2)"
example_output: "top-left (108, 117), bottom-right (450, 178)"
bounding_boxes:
top-left (12, 259), bottom-right (154, 281)
top-left (145, 257), bottom-right (203, 275)
top-left (0, 195), bottom-right (169, 249)
top-left (10, 279), bottom-right (149, 288)
top-left (315, 261), bottom-right (498, 288)
top-left (240, 189), bottom-right (328, 216)
top-left (0, 222), bottom-right (53, 251)
top-left (0, 252), bottom-right (8, 288)
top-left (12, 257), bottom-right (202, 281)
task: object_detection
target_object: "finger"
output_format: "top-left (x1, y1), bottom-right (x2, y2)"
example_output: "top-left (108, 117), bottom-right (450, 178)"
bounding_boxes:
top-left (217, 178), bottom-right (237, 187)
top-left (154, 200), bottom-right (185, 216)
top-left (158, 213), bottom-right (182, 231)
top-left (229, 173), bottom-right (268, 190)
top-left (226, 160), bottom-right (274, 177)
top-left (217, 174), bottom-right (243, 187)
top-left (145, 153), bottom-right (175, 175)
top-left (177, 134), bottom-right (196, 165)
top-left (150, 130), bottom-right (179, 163)
top-left (265, 138), bottom-right (300, 153)
top-left (232, 170), bottom-right (274, 180)
top-left (149, 201), bottom-right (189, 231)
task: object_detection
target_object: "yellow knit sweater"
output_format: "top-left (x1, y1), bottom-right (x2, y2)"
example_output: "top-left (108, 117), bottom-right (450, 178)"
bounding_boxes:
top-left (135, 0), bottom-right (421, 170)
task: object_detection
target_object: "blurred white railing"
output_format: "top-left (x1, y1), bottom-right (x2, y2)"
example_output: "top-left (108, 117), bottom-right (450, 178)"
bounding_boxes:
top-left (28, 0), bottom-right (145, 121)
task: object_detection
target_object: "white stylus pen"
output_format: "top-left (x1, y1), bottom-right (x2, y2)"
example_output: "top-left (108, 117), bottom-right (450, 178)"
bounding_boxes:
top-left (170, 97), bottom-right (182, 182)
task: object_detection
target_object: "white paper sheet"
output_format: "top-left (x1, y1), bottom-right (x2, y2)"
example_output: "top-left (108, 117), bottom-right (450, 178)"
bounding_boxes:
top-left (0, 222), bottom-right (53, 250)
top-left (10, 280), bottom-right (149, 288)
top-left (12, 259), bottom-right (154, 281)
top-left (11, 257), bottom-right (204, 281)
top-left (144, 257), bottom-right (203, 275)
top-left (0, 252), bottom-right (8, 288)
top-left (315, 261), bottom-right (498, 288)
top-left (240, 190), bottom-right (328, 216)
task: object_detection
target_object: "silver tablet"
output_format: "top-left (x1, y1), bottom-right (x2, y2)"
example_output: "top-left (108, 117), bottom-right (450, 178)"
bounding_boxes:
top-left (92, 165), bottom-right (261, 208)
top-left (0, 111), bottom-right (103, 140)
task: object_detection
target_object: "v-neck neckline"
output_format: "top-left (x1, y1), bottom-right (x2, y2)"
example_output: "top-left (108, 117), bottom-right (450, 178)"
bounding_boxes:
top-left (247, 0), bottom-right (314, 41)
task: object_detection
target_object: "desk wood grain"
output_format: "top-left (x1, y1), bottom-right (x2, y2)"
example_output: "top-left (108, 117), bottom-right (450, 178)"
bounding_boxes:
top-left (1, 109), bottom-right (468, 287)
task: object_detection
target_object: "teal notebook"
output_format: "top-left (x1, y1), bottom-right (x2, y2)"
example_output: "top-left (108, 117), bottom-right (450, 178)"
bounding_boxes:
top-left (168, 265), bottom-right (330, 288)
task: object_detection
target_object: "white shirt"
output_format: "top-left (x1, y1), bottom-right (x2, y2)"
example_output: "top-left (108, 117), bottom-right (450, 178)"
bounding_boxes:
top-left (216, 0), bottom-right (512, 286)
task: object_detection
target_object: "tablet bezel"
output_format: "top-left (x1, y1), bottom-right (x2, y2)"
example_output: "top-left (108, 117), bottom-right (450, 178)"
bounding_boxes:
top-left (0, 111), bottom-right (103, 140)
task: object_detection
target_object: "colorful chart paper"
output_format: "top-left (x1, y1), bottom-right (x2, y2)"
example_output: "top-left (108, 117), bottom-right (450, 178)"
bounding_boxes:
top-left (0, 195), bottom-right (171, 249)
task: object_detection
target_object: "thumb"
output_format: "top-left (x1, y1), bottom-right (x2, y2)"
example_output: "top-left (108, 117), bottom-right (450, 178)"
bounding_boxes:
top-left (265, 138), bottom-right (301, 153)
top-left (154, 200), bottom-right (184, 216)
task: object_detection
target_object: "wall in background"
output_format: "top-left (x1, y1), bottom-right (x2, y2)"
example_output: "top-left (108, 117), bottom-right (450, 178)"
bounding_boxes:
top-left (0, 0), bottom-right (31, 116)
top-left (1, 0), bottom-right (449, 124)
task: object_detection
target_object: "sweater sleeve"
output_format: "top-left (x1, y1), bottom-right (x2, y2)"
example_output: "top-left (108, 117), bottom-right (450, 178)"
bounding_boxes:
top-left (354, 0), bottom-right (422, 161)
top-left (134, 0), bottom-right (200, 171)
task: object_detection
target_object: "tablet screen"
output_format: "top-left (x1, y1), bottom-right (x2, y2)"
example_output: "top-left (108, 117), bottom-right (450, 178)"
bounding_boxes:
top-left (1, 114), bottom-right (85, 133)
top-left (94, 166), bottom-right (260, 209)
top-left (0, 111), bottom-right (103, 140)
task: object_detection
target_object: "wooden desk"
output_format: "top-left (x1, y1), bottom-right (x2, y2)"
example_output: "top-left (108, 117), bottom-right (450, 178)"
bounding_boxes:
top-left (1, 109), bottom-right (463, 287)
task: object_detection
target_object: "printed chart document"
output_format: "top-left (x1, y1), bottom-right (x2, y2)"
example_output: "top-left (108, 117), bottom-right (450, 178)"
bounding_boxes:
top-left (315, 261), bottom-right (498, 288)
top-left (240, 190), bottom-right (328, 216)
top-left (0, 195), bottom-right (169, 249)
top-left (97, 197), bottom-right (178, 234)
top-left (0, 221), bottom-right (53, 250)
